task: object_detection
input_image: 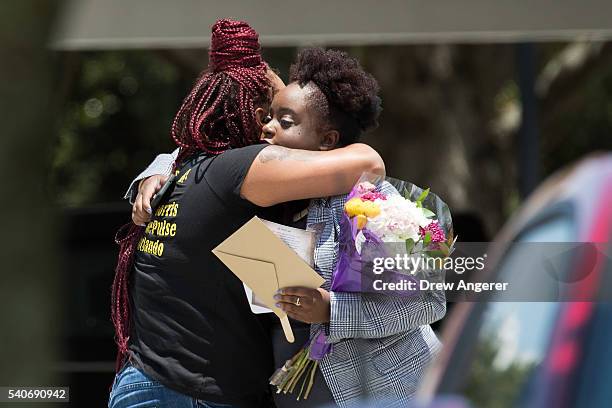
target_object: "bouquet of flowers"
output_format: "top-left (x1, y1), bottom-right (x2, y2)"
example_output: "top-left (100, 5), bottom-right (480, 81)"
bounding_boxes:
top-left (270, 173), bottom-right (454, 399)
top-left (333, 173), bottom-right (455, 293)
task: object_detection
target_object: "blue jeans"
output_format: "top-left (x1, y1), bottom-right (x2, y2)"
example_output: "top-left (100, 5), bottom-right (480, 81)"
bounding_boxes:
top-left (108, 362), bottom-right (234, 408)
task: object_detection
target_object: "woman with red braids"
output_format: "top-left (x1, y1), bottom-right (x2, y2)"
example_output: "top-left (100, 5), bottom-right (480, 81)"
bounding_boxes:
top-left (108, 20), bottom-right (383, 408)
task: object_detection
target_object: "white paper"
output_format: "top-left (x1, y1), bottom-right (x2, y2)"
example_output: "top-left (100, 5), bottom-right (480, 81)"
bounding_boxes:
top-left (244, 219), bottom-right (317, 314)
top-left (260, 219), bottom-right (316, 267)
top-left (243, 283), bottom-right (275, 314)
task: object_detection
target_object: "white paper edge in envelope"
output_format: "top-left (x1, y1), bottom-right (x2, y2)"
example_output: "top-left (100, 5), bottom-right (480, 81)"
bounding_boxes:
top-left (243, 283), bottom-right (273, 314)
top-left (212, 216), bottom-right (325, 343)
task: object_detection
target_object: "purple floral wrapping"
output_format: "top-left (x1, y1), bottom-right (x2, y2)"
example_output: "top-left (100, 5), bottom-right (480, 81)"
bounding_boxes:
top-left (330, 208), bottom-right (419, 295)
top-left (308, 331), bottom-right (333, 360)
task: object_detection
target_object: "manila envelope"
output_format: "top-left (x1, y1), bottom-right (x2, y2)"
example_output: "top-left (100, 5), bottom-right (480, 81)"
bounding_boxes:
top-left (212, 216), bottom-right (325, 343)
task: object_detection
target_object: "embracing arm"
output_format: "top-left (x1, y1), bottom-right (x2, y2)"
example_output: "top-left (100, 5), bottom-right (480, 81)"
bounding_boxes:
top-left (241, 143), bottom-right (385, 207)
top-left (123, 148), bottom-right (179, 204)
top-left (123, 148), bottom-right (178, 225)
top-left (325, 289), bottom-right (446, 343)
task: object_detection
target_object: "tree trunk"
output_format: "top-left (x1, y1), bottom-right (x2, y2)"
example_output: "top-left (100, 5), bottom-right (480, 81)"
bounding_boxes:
top-left (0, 0), bottom-right (63, 395)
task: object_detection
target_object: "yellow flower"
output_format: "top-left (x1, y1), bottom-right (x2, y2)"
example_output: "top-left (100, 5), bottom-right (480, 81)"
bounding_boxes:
top-left (356, 214), bottom-right (368, 229)
top-left (345, 198), bottom-right (364, 217)
top-left (362, 201), bottom-right (381, 218)
top-left (345, 197), bottom-right (381, 220)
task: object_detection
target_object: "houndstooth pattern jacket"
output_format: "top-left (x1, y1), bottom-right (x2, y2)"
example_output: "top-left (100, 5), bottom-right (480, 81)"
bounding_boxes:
top-left (127, 151), bottom-right (446, 407)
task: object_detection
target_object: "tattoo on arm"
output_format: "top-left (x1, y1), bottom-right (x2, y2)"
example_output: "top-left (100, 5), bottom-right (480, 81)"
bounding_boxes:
top-left (258, 145), bottom-right (316, 163)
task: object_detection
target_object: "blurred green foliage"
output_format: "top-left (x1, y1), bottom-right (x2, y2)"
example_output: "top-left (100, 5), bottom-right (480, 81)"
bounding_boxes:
top-left (50, 48), bottom-right (295, 207)
top-left (49, 45), bottom-right (612, 211)
top-left (541, 67), bottom-right (612, 176)
top-left (51, 51), bottom-right (188, 206)
top-left (463, 335), bottom-right (537, 408)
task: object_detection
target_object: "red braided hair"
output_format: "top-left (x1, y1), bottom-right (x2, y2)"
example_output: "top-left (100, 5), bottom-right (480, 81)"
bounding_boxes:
top-left (111, 222), bottom-right (141, 372)
top-left (171, 18), bottom-right (270, 159)
top-left (111, 18), bottom-right (271, 373)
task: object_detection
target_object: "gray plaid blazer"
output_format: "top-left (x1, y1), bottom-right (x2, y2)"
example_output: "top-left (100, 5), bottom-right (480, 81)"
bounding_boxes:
top-left (127, 151), bottom-right (446, 407)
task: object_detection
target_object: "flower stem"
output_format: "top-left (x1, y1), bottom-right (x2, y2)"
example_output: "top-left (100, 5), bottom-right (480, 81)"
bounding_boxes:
top-left (287, 353), bottom-right (310, 394)
top-left (296, 359), bottom-right (313, 400)
top-left (276, 349), bottom-right (305, 393)
top-left (303, 360), bottom-right (319, 400)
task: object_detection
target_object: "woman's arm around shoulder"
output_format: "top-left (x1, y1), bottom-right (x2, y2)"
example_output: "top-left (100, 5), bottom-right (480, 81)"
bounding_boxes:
top-left (241, 143), bottom-right (385, 207)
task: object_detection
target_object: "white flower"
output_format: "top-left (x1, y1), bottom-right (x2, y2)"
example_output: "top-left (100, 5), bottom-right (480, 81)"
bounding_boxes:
top-left (366, 195), bottom-right (430, 242)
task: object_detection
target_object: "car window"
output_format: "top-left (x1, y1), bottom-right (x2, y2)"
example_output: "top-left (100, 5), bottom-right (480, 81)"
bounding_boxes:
top-left (459, 215), bottom-right (574, 408)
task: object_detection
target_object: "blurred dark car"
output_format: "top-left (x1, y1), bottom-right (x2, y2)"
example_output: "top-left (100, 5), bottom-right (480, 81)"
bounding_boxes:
top-left (416, 154), bottom-right (612, 408)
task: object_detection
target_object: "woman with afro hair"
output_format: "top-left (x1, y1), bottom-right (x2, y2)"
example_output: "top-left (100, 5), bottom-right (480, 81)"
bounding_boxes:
top-left (129, 48), bottom-right (444, 407)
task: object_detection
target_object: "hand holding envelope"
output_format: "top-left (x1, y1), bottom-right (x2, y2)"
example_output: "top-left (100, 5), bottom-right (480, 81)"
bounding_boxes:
top-left (212, 216), bottom-right (325, 343)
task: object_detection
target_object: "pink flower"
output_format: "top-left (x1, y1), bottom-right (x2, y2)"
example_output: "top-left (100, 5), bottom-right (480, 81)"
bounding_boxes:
top-left (360, 191), bottom-right (387, 201)
top-left (355, 182), bottom-right (377, 194)
top-left (420, 221), bottom-right (446, 243)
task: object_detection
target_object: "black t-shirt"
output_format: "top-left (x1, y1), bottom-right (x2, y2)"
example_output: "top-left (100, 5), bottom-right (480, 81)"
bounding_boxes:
top-left (129, 143), bottom-right (277, 406)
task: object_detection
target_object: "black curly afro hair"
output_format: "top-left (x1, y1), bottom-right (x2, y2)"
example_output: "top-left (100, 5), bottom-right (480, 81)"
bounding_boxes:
top-left (289, 48), bottom-right (382, 146)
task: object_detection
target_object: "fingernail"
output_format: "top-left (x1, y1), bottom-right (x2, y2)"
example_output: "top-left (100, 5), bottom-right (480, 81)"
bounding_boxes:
top-left (273, 295), bottom-right (280, 300)
top-left (145, 207), bottom-right (152, 214)
top-left (275, 303), bottom-right (281, 308)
